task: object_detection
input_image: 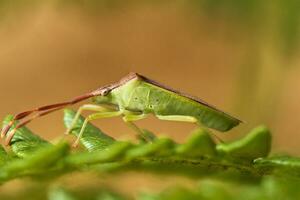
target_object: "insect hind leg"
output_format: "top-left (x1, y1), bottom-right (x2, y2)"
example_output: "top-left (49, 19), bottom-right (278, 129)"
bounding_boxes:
top-left (122, 113), bottom-right (155, 142)
top-left (155, 115), bottom-right (198, 123)
top-left (156, 114), bottom-right (224, 143)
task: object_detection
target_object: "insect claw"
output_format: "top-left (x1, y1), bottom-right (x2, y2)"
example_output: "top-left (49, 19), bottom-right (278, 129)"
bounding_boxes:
top-left (72, 139), bottom-right (80, 148)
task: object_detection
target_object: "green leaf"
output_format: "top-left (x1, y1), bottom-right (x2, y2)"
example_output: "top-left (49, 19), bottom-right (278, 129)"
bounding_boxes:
top-left (2, 115), bottom-right (50, 157)
top-left (63, 109), bottom-right (115, 151)
top-left (254, 156), bottom-right (300, 177)
top-left (96, 191), bottom-right (128, 200)
top-left (217, 125), bottom-right (271, 161)
top-left (140, 186), bottom-right (201, 200)
top-left (176, 128), bottom-right (217, 158)
top-left (125, 138), bottom-right (175, 160)
top-left (0, 142), bottom-right (70, 182)
top-left (65, 141), bottom-right (132, 167)
top-left (0, 145), bottom-right (9, 167)
top-left (0, 112), bottom-right (274, 183)
top-left (1, 108), bottom-right (300, 199)
top-left (48, 186), bottom-right (78, 200)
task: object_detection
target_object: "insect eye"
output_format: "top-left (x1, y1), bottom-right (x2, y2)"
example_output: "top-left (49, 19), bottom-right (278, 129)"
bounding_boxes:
top-left (101, 89), bottom-right (110, 96)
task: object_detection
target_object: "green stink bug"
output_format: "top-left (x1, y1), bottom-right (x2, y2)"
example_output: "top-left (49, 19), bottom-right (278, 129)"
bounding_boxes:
top-left (1, 73), bottom-right (241, 146)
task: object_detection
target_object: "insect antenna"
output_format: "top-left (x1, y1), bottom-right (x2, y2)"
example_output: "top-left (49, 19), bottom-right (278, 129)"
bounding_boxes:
top-left (1, 92), bottom-right (96, 144)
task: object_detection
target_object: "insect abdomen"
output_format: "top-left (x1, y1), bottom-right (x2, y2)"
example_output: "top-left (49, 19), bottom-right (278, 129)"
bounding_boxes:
top-left (144, 83), bottom-right (240, 131)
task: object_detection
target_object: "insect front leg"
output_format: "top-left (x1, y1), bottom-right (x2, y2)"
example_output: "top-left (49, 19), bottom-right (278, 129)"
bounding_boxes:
top-left (65, 104), bottom-right (114, 135)
top-left (122, 112), bottom-right (154, 142)
top-left (73, 110), bottom-right (123, 147)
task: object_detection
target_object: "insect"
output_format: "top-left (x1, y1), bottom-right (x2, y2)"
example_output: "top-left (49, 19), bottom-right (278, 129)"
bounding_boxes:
top-left (1, 72), bottom-right (241, 146)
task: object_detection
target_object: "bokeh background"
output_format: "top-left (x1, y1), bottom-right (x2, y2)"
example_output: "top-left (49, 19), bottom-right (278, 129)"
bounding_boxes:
top-left (1, 0), bottom-right (300, 197)
top-left (0, 1), bottom-right (300, 156)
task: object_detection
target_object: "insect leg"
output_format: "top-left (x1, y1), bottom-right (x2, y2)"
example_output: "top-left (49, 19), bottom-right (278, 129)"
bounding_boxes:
top-left (65, 104), bottom-right (114, 135)
top-left (122, 113), bottom-right (154, 142)
top-left (155, 115), bottom-right (198, 123)
top-left (73, 111), bottom-right (123, 147)
top-left (156, 115), bottom-right (224, 143)
top-left (123, 113), bottom-right (148, 121)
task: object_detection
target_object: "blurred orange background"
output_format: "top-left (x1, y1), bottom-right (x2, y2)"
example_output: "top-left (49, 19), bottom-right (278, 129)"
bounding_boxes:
top-left (0, 1), bottom-right (300, 155)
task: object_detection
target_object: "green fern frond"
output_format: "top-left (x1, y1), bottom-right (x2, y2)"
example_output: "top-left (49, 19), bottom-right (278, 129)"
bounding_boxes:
top-left (0, 109), bottom-right (300, 199)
